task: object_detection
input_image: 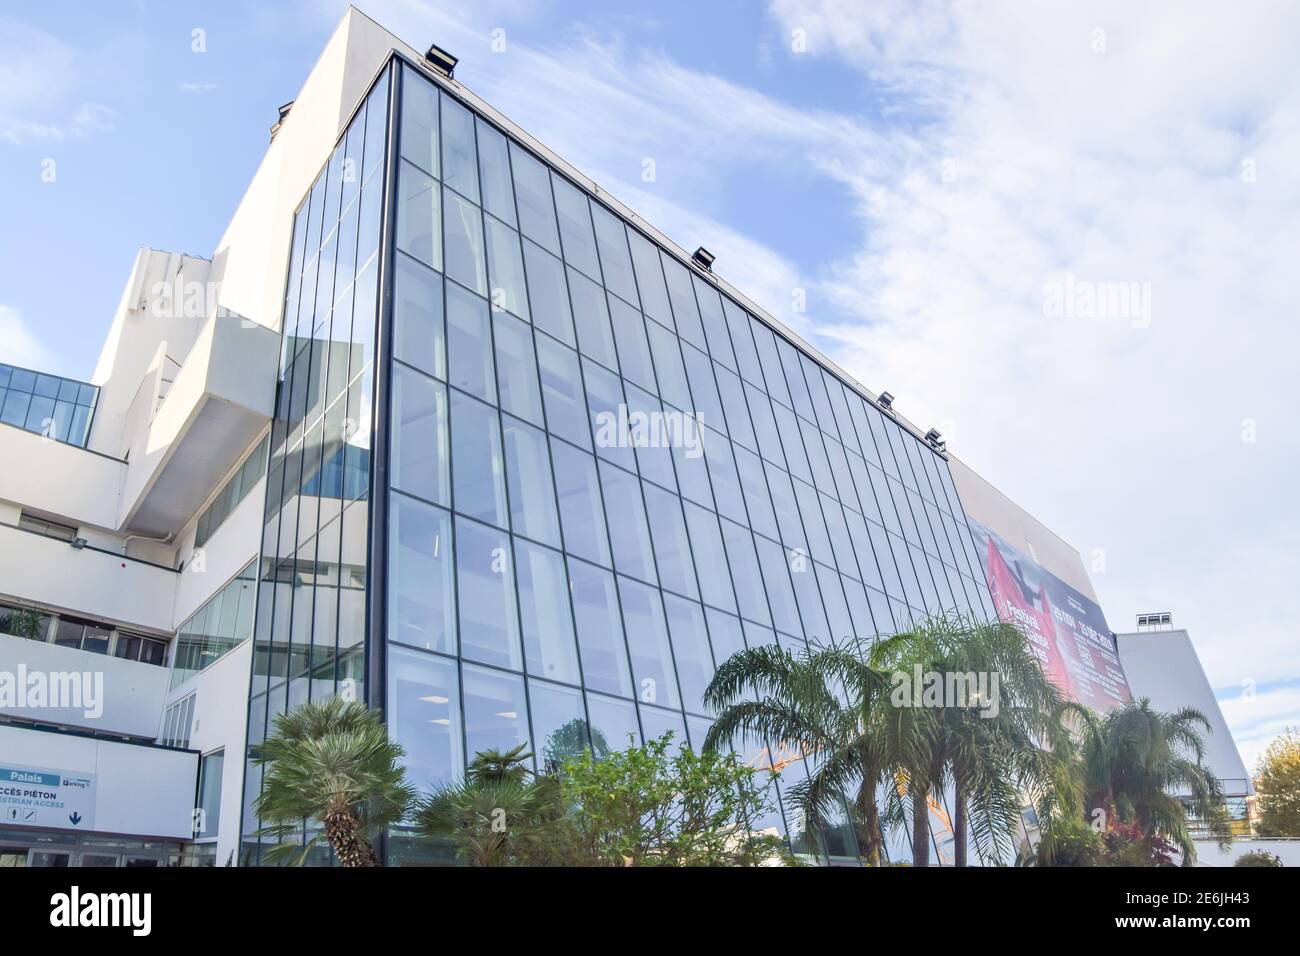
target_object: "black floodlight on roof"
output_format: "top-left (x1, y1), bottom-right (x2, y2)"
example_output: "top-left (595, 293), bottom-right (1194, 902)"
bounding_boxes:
top-left (877, 391), bottom-right (895, 410)
top-left (425, 43), bottom-right (458, 78)
top-left (691, 247), bottom-right (716, 272)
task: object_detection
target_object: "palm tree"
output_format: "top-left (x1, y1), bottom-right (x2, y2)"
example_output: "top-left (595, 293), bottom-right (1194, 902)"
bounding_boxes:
top-left (413, 743), bottom-right (569, 866)
top-left (1073, 697), bottom-right (1230, 863)
top-left (916, 616), bottom-right (1075, 866)
top-left (705, 615), bottom-right (1076, 867)
top-left (702, 641), bottom-right (896, 866)
top-left (255, 696), bottom-right (415, 867)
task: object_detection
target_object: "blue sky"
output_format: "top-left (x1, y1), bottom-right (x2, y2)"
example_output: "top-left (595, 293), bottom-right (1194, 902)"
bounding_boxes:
top-left (3, 1), bottom-right (1298, 769)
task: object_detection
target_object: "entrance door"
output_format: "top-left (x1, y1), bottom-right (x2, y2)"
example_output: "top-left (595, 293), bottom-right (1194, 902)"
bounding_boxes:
top-left (79, 853), bottom-right (121, 867)
top-left (29, 851), bottom-right (71, 867)
top-left (122, 856), bottom-right (160, 868)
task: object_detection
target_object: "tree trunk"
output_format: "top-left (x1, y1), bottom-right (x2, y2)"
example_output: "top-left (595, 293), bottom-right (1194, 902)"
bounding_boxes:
top-left (912, 783), bottom-right (930, 867)
top-left (858, 799), bottom-right (883, 867)
top-left (953, 780), bottom-right (968, 867)
top-left (324, 806), bottom-right (380, 867)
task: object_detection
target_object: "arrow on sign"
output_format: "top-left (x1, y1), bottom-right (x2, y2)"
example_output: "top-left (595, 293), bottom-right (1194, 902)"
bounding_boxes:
top-left (68, 812), bottom-right (82, 826)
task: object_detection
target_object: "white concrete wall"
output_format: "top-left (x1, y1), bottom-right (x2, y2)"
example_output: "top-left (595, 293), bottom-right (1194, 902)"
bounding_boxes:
top-left (0, 522), bottom-right (176, 633)
top-left (1117, 629), bottom-right (1253, 793)
top-left (0, 426), bottom-right (125, 531)
top-left (0, 633), bottom-right (169, 738)
top-left (89, 249), bottom-right (211, 459)
top-left (0, 723), bottom-right (197, 840)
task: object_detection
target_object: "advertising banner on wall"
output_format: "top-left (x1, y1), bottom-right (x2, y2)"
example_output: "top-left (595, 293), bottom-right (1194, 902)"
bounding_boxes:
top-left (967, 518), bottom-right (1131, 712)
top-left (0, 763), bottom-right (96, 831)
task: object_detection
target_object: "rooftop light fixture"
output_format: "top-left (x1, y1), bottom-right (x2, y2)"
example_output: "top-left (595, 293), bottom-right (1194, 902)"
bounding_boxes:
top-left (924, 428), bottom-right (945, 450)
top-left (1136, 611), bottom-right (1173, 630)
top-left (269, 101), bottom-right (294, 142)
top-left (425, 42), bottom-right (458, 78)
top-left (691, 247), bottom-right (716, 272)
top-left (877, 391), bottom-right (895, 410)
top-left (70, 537), bottom-right (88, 550)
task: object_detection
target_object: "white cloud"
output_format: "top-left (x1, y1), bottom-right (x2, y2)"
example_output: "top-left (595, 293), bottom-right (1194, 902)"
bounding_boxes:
top-left (766, 0), bottom-right (1300, 748)
top-left (0, 17), bottom-right (115, 144)
top-left (0, 305), bottom-right (55, 371)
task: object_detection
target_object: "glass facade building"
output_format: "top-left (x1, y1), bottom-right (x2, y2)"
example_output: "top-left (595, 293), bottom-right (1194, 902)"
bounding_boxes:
top-left (244, 54), bottom-right (999, 864)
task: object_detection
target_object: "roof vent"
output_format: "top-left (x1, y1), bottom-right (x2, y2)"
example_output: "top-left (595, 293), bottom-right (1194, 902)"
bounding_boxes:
top-left (425, 43), bottom-right (458, 78)
top-left (691, 247), bottom-right (716, 272)
top-left (876, 391), bottom-right (895, 411)
top-left (269, 101), bottom-right (294, 142)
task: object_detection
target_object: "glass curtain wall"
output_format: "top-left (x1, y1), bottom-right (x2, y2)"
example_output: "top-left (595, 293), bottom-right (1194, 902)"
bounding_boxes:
top-left (241, 65), bottom-right (393, 865)
top-left (380, 59), bottom-right (997, 864)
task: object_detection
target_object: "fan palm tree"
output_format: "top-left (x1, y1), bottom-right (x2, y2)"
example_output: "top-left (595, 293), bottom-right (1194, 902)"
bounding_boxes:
top-left (413, 743), bottom-right (569, 866)
top-left (255, 696), bottom-right (415, 867)
top-left (1073, 697), bottom-right (1230, 863)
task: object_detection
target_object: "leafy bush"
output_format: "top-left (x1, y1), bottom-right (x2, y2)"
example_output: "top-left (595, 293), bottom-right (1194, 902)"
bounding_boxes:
top-left (1233, 850), bottom-right (1283, 867)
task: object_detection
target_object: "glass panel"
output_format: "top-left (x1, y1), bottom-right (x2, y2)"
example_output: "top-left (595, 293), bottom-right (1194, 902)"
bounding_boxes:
top-left (568, 558), bottom-right (631, 698)
top-left (536, 336), bottom-right (590, 449)
top-left (484, 216), bottom-right (529, 320)
top-left (388, 646), bottom-right (461, 794)
top-left (660, 254), bottom-right (705, 348)
top-left (440, 92), bottom-right (479, 201)
top-left (663, 594), bottom-right (714, 716)
top-left (510, 142), bottom-right (560, 255)
top-left (720, 518), bottom-right (773, 628)
top-left (391, 364), bottom-right (449, 507)
top-left (608, 297), bottom-right (655, 392)
top-left (399, 66), bottom-right (439, 177)
top-left (445, 282), bottom-right (495, 402)
top-left (552, 175), bottom-right (600, 280)
top-left (522, 240), bottom-right (574, 345)
top-left (502, 416), bottom-right (561, 548)
top-left (455, 516), bottom-right (522, 670)
top-left (598, 461), bottom-right (656, 585)
top-left (568, 267), bottom-right (617, 369)
top-left (643, 482), bottom-right (698, 600)
top-left (682, 501), bottom-right (736, 613)
top-left (476, 117), bottom-right (516, 227)
top-left (592, 204), bottom-right (638, 305)
top-left (531, 680), bottom-right (587, 772)
top-left (462, 664), bottom-right (529, 762)
top-left (515, 538), bottom-right (580, 685)
top-left (443, 187), bottom-right (487, 296)
top-left (586, 692), bottom-right (640, 753)
top-left (617, 576), bottom-right (680, 710)
top-left (550, 440), bottom-right (610, 566)
top-left (450, 391), bottom-right (508, 529)
top-left (627, 230), bottom-right (672, 331)
top-left (392, 254), bottom-right (445, 380)
top-left (493, 312), bottom-right (543, 426)
top-left (396, 161), bottom-right (441, 272)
